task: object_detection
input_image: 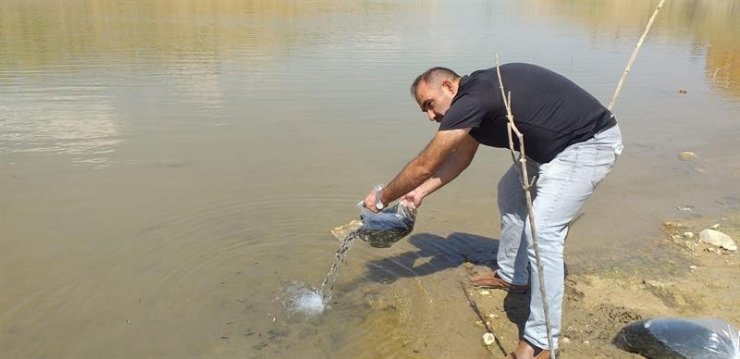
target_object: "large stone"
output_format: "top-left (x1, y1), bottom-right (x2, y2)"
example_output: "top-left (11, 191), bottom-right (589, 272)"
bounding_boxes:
top-left (699, 229), bottom-right (737, 251)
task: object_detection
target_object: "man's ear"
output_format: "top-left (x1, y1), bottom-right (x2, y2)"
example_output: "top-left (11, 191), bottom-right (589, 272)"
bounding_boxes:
top-left (442, 80), bottom-right (454, 94)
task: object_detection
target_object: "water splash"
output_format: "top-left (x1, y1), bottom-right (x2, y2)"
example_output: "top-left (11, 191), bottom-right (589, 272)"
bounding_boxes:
top-left (283, 283), bottom-right (325, 316)
top-left (281, 232), bottom-right (357, 316)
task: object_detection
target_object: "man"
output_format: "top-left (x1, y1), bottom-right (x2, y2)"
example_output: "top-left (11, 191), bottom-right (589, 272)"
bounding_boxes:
top-left (362, 63), bottom-right (623, 359)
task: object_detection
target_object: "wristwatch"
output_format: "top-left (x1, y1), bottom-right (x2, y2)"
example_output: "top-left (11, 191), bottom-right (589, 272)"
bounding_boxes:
top-left (374, 189), bottom-right (385, 210)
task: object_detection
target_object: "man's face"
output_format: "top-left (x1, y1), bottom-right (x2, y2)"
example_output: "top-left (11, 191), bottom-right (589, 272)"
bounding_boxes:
top-left (415, 80), bottom-right (456, 123)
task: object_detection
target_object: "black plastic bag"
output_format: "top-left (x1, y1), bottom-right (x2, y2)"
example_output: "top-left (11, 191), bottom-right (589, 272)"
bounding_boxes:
top-left (356, 202), bottom-right (416, 248)
top-left (613, 317), bottom-right (740, 359)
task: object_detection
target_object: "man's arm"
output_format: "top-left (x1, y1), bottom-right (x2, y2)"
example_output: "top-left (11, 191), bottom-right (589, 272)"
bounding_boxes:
top-left (403, 133), bottom-right (479, 207)
top-left (363, 128), bottom-right (475, 211)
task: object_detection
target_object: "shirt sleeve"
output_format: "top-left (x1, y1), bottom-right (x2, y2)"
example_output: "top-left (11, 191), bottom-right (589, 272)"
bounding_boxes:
top-left (438, 94), bottom-right (489, 131)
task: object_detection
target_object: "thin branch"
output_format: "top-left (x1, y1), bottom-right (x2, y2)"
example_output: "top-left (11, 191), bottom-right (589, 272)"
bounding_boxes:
top-left (459, 282), bottom-right (507, 356)
top-left (608, 0), bottom-right (667, 110)
top-left (495, 55), bottom-right (556, 358)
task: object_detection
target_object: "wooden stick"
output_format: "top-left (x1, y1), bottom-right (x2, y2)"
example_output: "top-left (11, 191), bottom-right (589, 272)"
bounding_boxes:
top-left (495, 55), bottom-right (556, 358)
top-left (608, 0), bottom-right (667, 110)
top-left (459, 282), bottom-right (507, 356)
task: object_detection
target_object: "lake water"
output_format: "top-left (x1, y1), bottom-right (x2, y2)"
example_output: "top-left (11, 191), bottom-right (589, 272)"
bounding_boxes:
top-left (1, 1), bottom-right (738, 357)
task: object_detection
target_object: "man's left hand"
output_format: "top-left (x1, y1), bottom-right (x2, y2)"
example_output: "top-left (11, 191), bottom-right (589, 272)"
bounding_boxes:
top-left (363, 188), bottom-right (381, 213)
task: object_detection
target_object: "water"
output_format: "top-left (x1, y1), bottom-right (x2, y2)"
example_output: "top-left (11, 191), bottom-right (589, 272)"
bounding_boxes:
top-left (319, 233), bottom-right (358, 304)
top-left (282, 232), bottom-right (357, 316)
top-left (282, 283), bottom-right (325, 317)
top-left (1, 0), bottom-right (738, 357)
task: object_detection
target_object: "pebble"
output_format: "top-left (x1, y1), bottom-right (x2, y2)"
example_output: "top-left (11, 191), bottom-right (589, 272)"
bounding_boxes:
top-left (479, 290), bottom-right (490, 296)
top-left (678, 151), bottom-right (698, 161)
top-left (562, 337), bottom-right (571, 344)
top-left (483, 332), bottom-right (495, 346)
top-left (682, 232), bottom-right (695, 239)
top-left (689, 265), bottom-right (697, 270)
top-left (583, 340), bottom-right (590, 345)
top-left (711, 223), bottom-right (721, 229)
top-left (663, 221), bottom-right (681, 228)
top-left (699, 229), bottom-right (737, 251)
top-left (678, 88), bottom-right (688, 94)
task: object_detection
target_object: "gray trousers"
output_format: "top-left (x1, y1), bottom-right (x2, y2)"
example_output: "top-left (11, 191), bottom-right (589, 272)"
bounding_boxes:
top-left (495, 124), bottom-right (623, 349)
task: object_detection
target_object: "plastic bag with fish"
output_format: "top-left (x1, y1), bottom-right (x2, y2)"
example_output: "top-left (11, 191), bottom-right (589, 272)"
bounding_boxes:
top-left (613, 317), bottom-right (740, 359)
top-left (355, 201), bottom-right (416, 248)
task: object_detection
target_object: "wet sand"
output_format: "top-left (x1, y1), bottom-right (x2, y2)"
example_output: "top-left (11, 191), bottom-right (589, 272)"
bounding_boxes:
top-left (341, 210), bottom-right (739, 358)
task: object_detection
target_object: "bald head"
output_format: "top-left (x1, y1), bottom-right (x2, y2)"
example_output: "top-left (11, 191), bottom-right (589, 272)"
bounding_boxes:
top-left (410, 67), bottom-right (461, 98)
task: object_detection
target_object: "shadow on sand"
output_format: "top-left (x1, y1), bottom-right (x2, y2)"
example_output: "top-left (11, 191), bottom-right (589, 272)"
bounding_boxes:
top-left (362, 231), bottom-right (500, 282)
top-left (342, 231), bottom-right (535, 339)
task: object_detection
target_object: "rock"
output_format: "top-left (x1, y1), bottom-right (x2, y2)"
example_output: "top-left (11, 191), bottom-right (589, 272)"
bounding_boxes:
top-left (699, 229), bottom-right (737, 251)
top-left (662, 221), bottom-right (681, 228)
top-left (711, 223), bottom-right (720, 229)
top-left (483, 332), bottom-right (495, 346)
top-left (678, 88), bottom-right (688, 94)
top-left (678, 151), bottom-right (698, 161)
top-left (689, 265), bottom-right (697, 270)
top-left (479, 290), bottom-right (490, 296)
top-left (682, 232), bottom-right (695, 239)
top-left (562, 337), bottom-right (571, 345)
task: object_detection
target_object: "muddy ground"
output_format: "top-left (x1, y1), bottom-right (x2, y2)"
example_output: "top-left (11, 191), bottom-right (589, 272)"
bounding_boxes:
top-left (351, 211), bottom-right (739, 358)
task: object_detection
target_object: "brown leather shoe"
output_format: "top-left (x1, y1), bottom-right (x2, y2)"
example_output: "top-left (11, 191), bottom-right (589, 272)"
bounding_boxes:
top-left (505, 340), bottom-right (551, 359)
top-left (507, 351), bottom-right (549, 359)
top-left (469, 271), bottom-right (530, 294)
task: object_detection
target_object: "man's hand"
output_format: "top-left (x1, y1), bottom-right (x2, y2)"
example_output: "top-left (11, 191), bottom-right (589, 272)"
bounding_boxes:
top-left (363, 188), bottom-right (381, 213)
top-left (401, 190), bottom-right (423, 209)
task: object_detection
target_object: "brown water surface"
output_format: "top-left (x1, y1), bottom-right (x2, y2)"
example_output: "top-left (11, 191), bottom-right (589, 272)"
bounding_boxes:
top-left (1, 1), bottom-right (738, 357)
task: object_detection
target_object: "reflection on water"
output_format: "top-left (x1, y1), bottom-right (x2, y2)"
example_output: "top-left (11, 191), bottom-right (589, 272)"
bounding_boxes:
top-left (0, 0), bottom-right (406, 163)
top-left (531, 0), bottom-right (740, 99)
top-left (0, 81), bottom-right (122, 165)
top-left (1, 0), bottom-right (738, 358)
top-left (0, 0), bottom-right (399, 67)
top-left (4, 0), bottom-right (737, 99)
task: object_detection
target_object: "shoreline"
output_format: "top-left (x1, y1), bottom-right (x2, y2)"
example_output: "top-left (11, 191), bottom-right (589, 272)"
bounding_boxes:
top-left (351, 209), bottom-right (739, 358)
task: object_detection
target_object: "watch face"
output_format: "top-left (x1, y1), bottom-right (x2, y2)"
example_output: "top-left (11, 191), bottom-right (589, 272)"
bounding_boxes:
top-left (375, 202), bottom-right (384, 210)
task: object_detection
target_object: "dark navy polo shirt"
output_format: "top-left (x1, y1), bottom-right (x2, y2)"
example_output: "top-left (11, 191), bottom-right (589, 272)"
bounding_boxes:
top-left (439, 63), bottom-right (614, 163)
